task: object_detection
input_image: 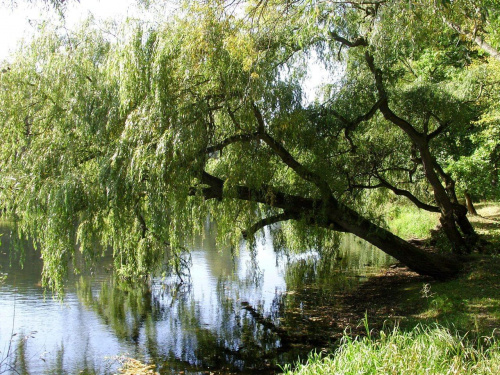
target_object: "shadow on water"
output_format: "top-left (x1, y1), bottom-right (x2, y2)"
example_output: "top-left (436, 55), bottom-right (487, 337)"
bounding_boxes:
top-left (0, 223), bottom-right (393, 374)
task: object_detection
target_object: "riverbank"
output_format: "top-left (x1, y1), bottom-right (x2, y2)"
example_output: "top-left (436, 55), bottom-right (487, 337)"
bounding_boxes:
top-left (346, 202), bottom-right (500, 336)
top-left (283, 202), bottom-right (500, 374)
top-left (282, 324), bottom-right (500, 374)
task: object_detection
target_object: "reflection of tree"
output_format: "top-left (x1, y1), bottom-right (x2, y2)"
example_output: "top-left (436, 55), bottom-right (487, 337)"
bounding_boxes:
top-left (77, 277), bottom-right (154, 343)
top-left (269, 234), bottom-right (394, 350)
top-left (285, 234), bottom-right (393, 293)
top-left (191, 233), bottom-right (236, 279)
top-left (76, 273), bottom-right (290, 372)
top-left (72, 233), bottom-right (393, 373)
top-left (5, 337), bottom-right (101, 375)
top-left (7, 333), bottom-right (28, 375)
top-left (153, 277), bottom-right (282, 372)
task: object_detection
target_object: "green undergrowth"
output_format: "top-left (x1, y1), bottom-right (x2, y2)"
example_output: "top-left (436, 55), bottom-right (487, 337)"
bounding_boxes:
top-left (283, 324), bottom-right (500, 375)
top-left (393, 202), bottom-right (500, 336)
top-left (385, 204), bottom-right (440, 240)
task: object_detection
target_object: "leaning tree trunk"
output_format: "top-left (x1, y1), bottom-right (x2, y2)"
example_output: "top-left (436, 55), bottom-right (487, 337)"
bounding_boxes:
top-left (433, 162), bottom-right (478, 241)
top-left (365, 52), bottom-right (475, 254)
top-left (326, 202), bottom-right (462, 280)
top-left (199, 171), bottom-right (462, 280)
top-left (415, 147), bottom-right (469, 253)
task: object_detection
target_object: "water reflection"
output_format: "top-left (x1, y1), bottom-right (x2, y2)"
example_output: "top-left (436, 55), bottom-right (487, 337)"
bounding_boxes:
top-left (0, 224), bottom-right (393, 374)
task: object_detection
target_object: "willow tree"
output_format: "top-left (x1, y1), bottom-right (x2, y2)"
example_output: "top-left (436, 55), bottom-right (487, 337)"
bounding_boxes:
top-left (1, 1), bottom-right (479, 293)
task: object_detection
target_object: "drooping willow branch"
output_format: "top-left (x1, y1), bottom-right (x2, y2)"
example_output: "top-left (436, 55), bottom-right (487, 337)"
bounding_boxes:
top-left (441, 16), bottom-right (500, 63)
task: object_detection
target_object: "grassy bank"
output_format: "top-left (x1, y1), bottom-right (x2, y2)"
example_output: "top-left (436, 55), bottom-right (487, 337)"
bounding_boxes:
top-left (386, 204), bottom-right (440, 239)
top-left (385, 202), bottom-right (500, 336)
top-left (285, 202), bottom-right (500, 374)
top-left (282, 324), bottom-right (500, 375)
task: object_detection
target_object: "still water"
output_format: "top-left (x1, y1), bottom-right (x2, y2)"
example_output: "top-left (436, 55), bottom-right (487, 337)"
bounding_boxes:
top-left (0, 224), bottom-right (393, 374)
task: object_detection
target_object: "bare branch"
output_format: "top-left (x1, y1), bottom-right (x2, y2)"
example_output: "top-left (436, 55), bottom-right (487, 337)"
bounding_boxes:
top-left (329, 31), bottom-right (368, 48)
top-left (241, 212), bottom-right (297, 238)
top-left (349, 172), bottom-right (439, 212)
top-left (375, 173), bottom-right (440, 212)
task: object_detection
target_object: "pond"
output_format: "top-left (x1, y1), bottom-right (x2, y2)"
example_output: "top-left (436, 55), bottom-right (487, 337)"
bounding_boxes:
top-left (0, 224), bottom-right (393, 374)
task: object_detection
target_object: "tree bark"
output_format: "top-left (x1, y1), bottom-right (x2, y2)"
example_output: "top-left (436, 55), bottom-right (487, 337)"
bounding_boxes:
top-left (195, 171), bottom-right (462, 280)
top-left (323, 200), bottom-right (461, 280)
top-left (442, 17), bottom-right (500, 63)
top-left (365, 52), bottom-right (475, 253)
top-left (464, 191), bottom-right (478, 216)
top-left (432, 161), bottom-right (477, 240)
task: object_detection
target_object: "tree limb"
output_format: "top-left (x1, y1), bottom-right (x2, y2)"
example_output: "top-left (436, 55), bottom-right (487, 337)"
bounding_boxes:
top-left (328, 97), bottom-right (384, 151)
top-left (252, 103), bottom-right (333, 199)
top-left (241, 212), bottom-right (297, 238)
top-left (427, 113), bottom-right (450, 141)
top-left (191, 171), bottom-right (345, 233)
top-left (375, 173), bottom-right (440, 212)
top-left (205, 132), bottom-right (260, 154)
top-left (364, 52), bottom-right (424, 144)
top-left (329, 31), bottom-right (368, 47)
top-left (442, 16), bottom-right (500, 62)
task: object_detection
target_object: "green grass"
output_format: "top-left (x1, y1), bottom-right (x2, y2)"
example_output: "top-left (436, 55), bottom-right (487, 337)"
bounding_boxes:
top-left (284, 202), bottom-right (500, 375)
top-left (397, 256), bottom-right (500, 336)
top-left (392, 203), bottom-right (500, 336)
top-left (283, 324), bottom-right (500, 375)
top-left (471, 202), bottom-right (500, 249)
top-left (385, 204), bottom-right (440, 239)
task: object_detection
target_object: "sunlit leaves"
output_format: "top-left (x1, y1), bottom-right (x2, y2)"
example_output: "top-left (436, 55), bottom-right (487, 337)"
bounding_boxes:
top-left (1, 0), bottom-right (497, 293)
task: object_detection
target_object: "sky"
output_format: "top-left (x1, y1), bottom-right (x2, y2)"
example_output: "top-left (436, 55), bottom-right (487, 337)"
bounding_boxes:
top-left (0, 0), bottom-right (138, 60)
top-left (0, 0), bottom-right (334, 102)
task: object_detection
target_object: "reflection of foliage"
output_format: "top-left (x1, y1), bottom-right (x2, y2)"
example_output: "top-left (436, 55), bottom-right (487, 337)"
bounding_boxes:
top-left (285, 234), bottom-right (392, 292)
top-left (274, 235), bottom-right (394, 348)
top-left (77, 276), bottom-right (154, 343)
top-left (154, 277), bottom-right (285, 372)
top-left (71, 235), bottom-right (394, 373)
top-left (0, 332), bottom-right (29, 375)
top-left (0, 235), bottom-right (5, 284)
top-left (1, 336), bottom-right (101, 375)
top-left (13, 334), bottom-right (29, 375)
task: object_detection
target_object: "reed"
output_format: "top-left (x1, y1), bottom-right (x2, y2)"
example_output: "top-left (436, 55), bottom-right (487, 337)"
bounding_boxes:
top-left (282, 324), bottom-right (500, 375)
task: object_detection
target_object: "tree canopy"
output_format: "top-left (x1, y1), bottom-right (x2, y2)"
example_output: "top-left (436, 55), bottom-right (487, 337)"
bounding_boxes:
top-left (1, 0), bottom-right (499, 294)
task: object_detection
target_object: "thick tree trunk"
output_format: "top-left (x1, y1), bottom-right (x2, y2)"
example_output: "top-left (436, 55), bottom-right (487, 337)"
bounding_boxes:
top-left (196, 172), bottom-right (462, 280)
top-left (418, 148), bottom-right (469, 253)
top-left (326, 202), bottom-right (462, 280)
top-left (365, 52), bottom-right (476, 254)
top-left (433, 162), bottom-right (477, 241)
top-left (464, 191), bottom-right (478, 215)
